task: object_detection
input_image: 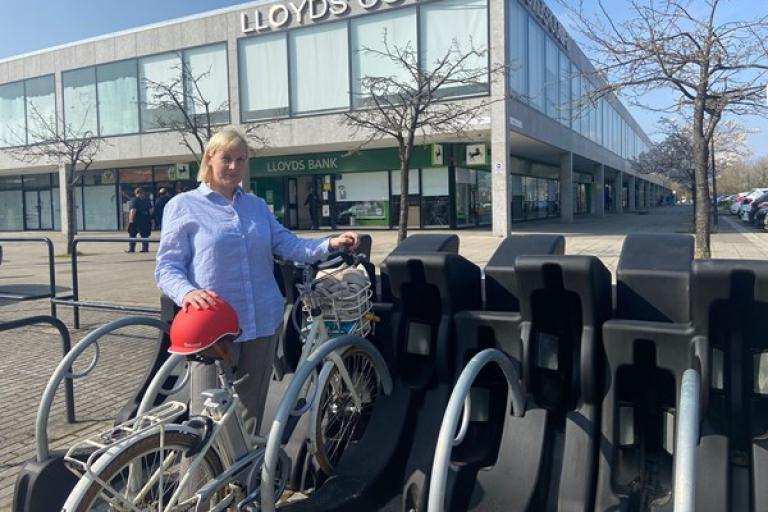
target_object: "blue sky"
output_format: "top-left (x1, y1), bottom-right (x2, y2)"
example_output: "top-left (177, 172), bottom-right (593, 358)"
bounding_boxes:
top-left (0, 0), bottom-right (765, 157)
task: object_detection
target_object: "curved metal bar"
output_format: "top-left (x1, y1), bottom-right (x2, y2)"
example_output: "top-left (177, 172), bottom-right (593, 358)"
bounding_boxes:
top-left (454, 394), bottom-right (472, 446)
top-left (35, 316), bottom-right (168, 462)
top-left (673, 368), bottom-right (701, 512)
top-left (427, 348), bottom-right (526, 512)
top-left (66, 341), bottom-right (100, 379)
top-left (260, 335), bottom-right (393, 512)
top-left (137, 354), bottom-right (187, 416)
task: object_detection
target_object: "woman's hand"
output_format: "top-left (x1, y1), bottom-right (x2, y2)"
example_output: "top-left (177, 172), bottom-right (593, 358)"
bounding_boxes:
top-left (329, 231), bottom-right (360, 252)
top-left (182, 288), bottom-right (219, 310)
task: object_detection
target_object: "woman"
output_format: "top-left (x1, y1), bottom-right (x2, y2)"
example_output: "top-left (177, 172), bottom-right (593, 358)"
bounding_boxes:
top-left (155, 126), bottom-right (358, 433)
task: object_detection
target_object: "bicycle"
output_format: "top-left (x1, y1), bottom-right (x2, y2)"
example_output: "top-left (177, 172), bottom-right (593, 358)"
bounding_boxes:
top-left (62, 352), bottom-right (291, 511)
top-left (285, 250), bottom-right (383, 475)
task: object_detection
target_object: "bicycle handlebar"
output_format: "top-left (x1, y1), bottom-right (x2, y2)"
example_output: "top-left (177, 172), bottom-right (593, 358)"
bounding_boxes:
top-left (314, 250), bottom-right (367, 271)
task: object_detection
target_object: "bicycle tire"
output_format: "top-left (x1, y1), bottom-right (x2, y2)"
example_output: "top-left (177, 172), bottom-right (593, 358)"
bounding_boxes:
top-left (312, 347), bottom-right (382, 475)
top-left (65, 430), bottom-right (224, 512)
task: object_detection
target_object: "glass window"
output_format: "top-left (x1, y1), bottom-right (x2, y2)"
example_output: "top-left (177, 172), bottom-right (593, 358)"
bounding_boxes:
top-left (420, 0), bottom-right (488, 97)
top-left (423, 167), bottom-right (450, 227)
top-left (351, 7), bottom-right (417, 108)
top-left (0, 82), bottom-right (26, 147)
top-left (454, 168), bottom-right (475, 227)
top-left (0, 190), bottom-right (24, 230)
top-left (527, 18), bottom-right (545, 111)
top-left (571, 71), bottom-right (582, 135)
top-left (184, 43), bottom-right (229, 125)
top-left (239, 34), bottom-right (289, 120)
top-left (97, 60), bottom-right (140, 136)
top-left (477, 170), bottom-right (491, 225)
top-left (83, 185), bottom-right (118, 230)
top-left (63, 67), bottom-right (98, 138)
top-left (25, 75), bottom-right (56, 144)
top-left (508, 0), bottom-right (527, 96)
top-left (290, 22), bottom-right (349, 114)
top-left (544, 36), bottom-right (558, 119)
top-left (22, 174), bottom-right (51, 189)
top-left (391, 168), bottom-right (420, 228)
top-left (139, 52), bottom-right (183, 131)
top-left (334, 171), bottom-right (389, 227)
top-left (558, 50), bottom-right (570, 127)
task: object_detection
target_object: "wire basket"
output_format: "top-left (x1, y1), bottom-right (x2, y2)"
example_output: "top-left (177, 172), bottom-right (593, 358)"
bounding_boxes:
top-left (303, 265), bottom-right (373, 337)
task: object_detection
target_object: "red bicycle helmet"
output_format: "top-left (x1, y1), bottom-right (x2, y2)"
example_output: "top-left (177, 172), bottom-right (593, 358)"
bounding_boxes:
top-left (169, 297), bottom-right (241, 356)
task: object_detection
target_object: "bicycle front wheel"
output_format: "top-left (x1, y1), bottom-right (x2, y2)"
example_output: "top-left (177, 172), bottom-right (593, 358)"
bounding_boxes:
top-left (312, 347), bottom-right (382, 475)
top-left (65, 430), bottom-right (223, 512)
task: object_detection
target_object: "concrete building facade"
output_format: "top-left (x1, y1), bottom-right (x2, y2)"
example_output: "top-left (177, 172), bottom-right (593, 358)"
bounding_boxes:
top-left (0, 0), bottom-right (668, 236)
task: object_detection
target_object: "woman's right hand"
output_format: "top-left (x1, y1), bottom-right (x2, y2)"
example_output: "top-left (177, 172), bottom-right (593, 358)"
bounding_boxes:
top-left (182, 288), bottom-right (219, 310)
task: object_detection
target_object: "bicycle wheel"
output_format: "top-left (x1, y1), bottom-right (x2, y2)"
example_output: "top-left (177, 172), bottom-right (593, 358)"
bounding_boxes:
top-left (65, 430), bottom-right (223, 512)
top-left (313, 347), bottom-right (381, 475)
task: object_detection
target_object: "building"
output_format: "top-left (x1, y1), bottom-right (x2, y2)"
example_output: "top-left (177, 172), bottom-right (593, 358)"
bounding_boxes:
top-left (0, 0), bottom-right (669, 235)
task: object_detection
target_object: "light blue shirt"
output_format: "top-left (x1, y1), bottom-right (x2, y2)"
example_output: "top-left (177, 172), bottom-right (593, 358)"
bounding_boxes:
top-left (155, 182), bottom-right (330, 340)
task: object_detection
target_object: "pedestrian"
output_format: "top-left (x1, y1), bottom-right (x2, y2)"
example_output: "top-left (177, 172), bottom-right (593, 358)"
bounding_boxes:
top-left (126, 187), bottom-right (152, 253)
top-left (153, 187), bottom-right (171, 230)
top-left (155, 126), bottom-right (359, 434)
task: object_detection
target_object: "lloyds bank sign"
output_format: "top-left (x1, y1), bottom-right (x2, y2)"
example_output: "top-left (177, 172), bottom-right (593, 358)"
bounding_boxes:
top-left (241, 0), bottom-right (415, 33)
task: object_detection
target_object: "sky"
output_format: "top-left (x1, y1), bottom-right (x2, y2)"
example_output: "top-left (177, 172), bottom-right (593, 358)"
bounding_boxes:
top-left (0, 0), bottom-right (765, 158)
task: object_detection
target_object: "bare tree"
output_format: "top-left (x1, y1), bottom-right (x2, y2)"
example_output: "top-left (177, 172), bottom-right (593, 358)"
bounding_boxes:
top-left (344, 35), bottom-right (499, 242)
top-left (142, 54), bottom-right (268, 164)
top-left (557, 0), bottom-right (768, 257)
top-left (3, 105), bottom-right (104, 254)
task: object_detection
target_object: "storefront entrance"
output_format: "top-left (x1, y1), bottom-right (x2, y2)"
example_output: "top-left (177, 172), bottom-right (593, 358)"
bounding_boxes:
top-left (24, 190), bottom-right (54, 230)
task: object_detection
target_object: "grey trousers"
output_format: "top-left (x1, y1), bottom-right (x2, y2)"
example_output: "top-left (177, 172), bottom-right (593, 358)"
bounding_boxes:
top-left (189, 333), bottom-right (279, 435)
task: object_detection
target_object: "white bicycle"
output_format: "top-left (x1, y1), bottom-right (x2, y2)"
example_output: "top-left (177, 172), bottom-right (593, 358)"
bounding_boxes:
top-left (62, 353), bottom-right (291, 511)
top-left (286, 250), bottom-right (383, 475)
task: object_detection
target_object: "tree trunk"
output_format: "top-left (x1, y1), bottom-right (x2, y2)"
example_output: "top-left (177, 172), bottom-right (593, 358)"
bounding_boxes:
top-left (397, 142), bottom-right (413, 243)
top-left (65, 165), bottom-right (77, 255)
top-left (691, 102), bottom-right (711, 259)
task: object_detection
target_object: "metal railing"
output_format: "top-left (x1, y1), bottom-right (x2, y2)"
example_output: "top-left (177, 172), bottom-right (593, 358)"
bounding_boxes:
top-left (673, 368), bottom-right (701, 512)
top-left (0, 237), bottom-right (57, 318)
top-left (0, 316), bottom-right (74, 423)
top-left (52, 236), bottom-right (161, 328)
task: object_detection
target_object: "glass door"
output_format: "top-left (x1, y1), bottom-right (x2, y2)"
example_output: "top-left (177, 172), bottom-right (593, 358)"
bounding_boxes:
top-left (24, 191), bottom-right (41, 229)
top-left (39, 189), bottom-right (53, 229)
top-left (315, 175), bottom-right (335, 229)
top-left (286, 178), bottom-right (299, 229)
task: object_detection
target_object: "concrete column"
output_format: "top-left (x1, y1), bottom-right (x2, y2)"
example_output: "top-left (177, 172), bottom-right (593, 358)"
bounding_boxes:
top-left (614, 171), bottom-right (623, 213)
top-left (593, 163), bottom-right (605, 217)
top-left (490, 0), bottom-right (511, 237)
top-left (58, 164), bottom-right (71, 239)
top-left (628, 175), bottom-right (636, 211)
top-left (560, 152), bottom-right (574, 223)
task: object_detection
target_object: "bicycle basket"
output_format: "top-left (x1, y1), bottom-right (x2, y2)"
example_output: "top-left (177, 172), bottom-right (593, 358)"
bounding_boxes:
top-left (304, 264), bottom-right (373, 337)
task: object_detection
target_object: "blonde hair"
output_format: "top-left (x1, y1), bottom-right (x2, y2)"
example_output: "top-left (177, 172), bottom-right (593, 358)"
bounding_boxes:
top-left (197, 126), bottom-right (250, 183)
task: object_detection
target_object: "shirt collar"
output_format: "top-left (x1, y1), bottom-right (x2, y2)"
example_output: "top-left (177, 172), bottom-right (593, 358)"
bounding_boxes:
top-left (197, 182), bottom-right (244, 200)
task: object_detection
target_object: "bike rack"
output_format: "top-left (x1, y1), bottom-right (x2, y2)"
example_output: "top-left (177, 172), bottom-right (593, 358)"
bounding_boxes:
top-left (260, 334), bottom-right (393, 512)
top-left (427, 348), bottom-right (525, 512)
top-left (51, 236), bottom-right (161, 328)
top-left (673, 368), bottom-right (700, 512)
top-left (0, 237), bottom-right (58, 318)
top-left (13, 316), bottom-right (168, 512)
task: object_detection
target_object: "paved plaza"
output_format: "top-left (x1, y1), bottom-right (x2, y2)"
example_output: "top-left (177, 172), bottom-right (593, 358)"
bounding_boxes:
top-left (0, 206), bottom-right (766, 508)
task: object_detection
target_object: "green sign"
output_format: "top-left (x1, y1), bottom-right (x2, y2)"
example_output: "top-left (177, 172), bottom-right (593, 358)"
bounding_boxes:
top-left (250, 146), bottom-right (439, 177)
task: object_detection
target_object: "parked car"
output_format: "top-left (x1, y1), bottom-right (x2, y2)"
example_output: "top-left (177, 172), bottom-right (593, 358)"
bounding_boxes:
top-left (738, 189), bottom-right (768, 221)
top-left (741, 192), bottom-right (768, 224)
top-left (730, 192), bottom-right (749, 215)
top-left (754, 202), bottom-right (768, 229)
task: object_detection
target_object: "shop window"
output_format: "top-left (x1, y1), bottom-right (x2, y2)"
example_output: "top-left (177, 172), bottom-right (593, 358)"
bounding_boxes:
top-left (290, 22), bottom-right (349, 114)
top-left (334, 171), bottom-right (389, 227)
top-left (83, 185), bottom-right (118, 230)
top-left (477, 170), bottom-right (491, 225)
top-left (184, 43), bottom-right (229, 125)
top-left (453, 168), bottom-right (475, 227)
top-left (391, 169), bottom-right (420, 228)
top-left (119, 168), bottom-right (153, 229)
top-left (240, 34), bottom-right (289, 120)
top-left (0, 190), bottom-right (24, 230)
top-left (139, 52), bottom-right (183, 131)
top-left (97, 60), bottom-right (140, 136)
top-left (350, 8), bottom-right (417, 108)
top-left (424, 167), bottom-right (450, 227)
top-left (25, 75), bottom-right (56, 144)
top-left (63, 67), bottom-right (98, 138)
top-left (420, 0), bottom-right (488, 98)
top-left (0, 81), bottom-right (25, 147)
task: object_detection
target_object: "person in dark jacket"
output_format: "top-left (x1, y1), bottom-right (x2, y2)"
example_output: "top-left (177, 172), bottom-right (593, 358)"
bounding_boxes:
top-left (153, 187), bottom-right (171, 231)
top-left (126, 187), bottom-right (153, 252)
